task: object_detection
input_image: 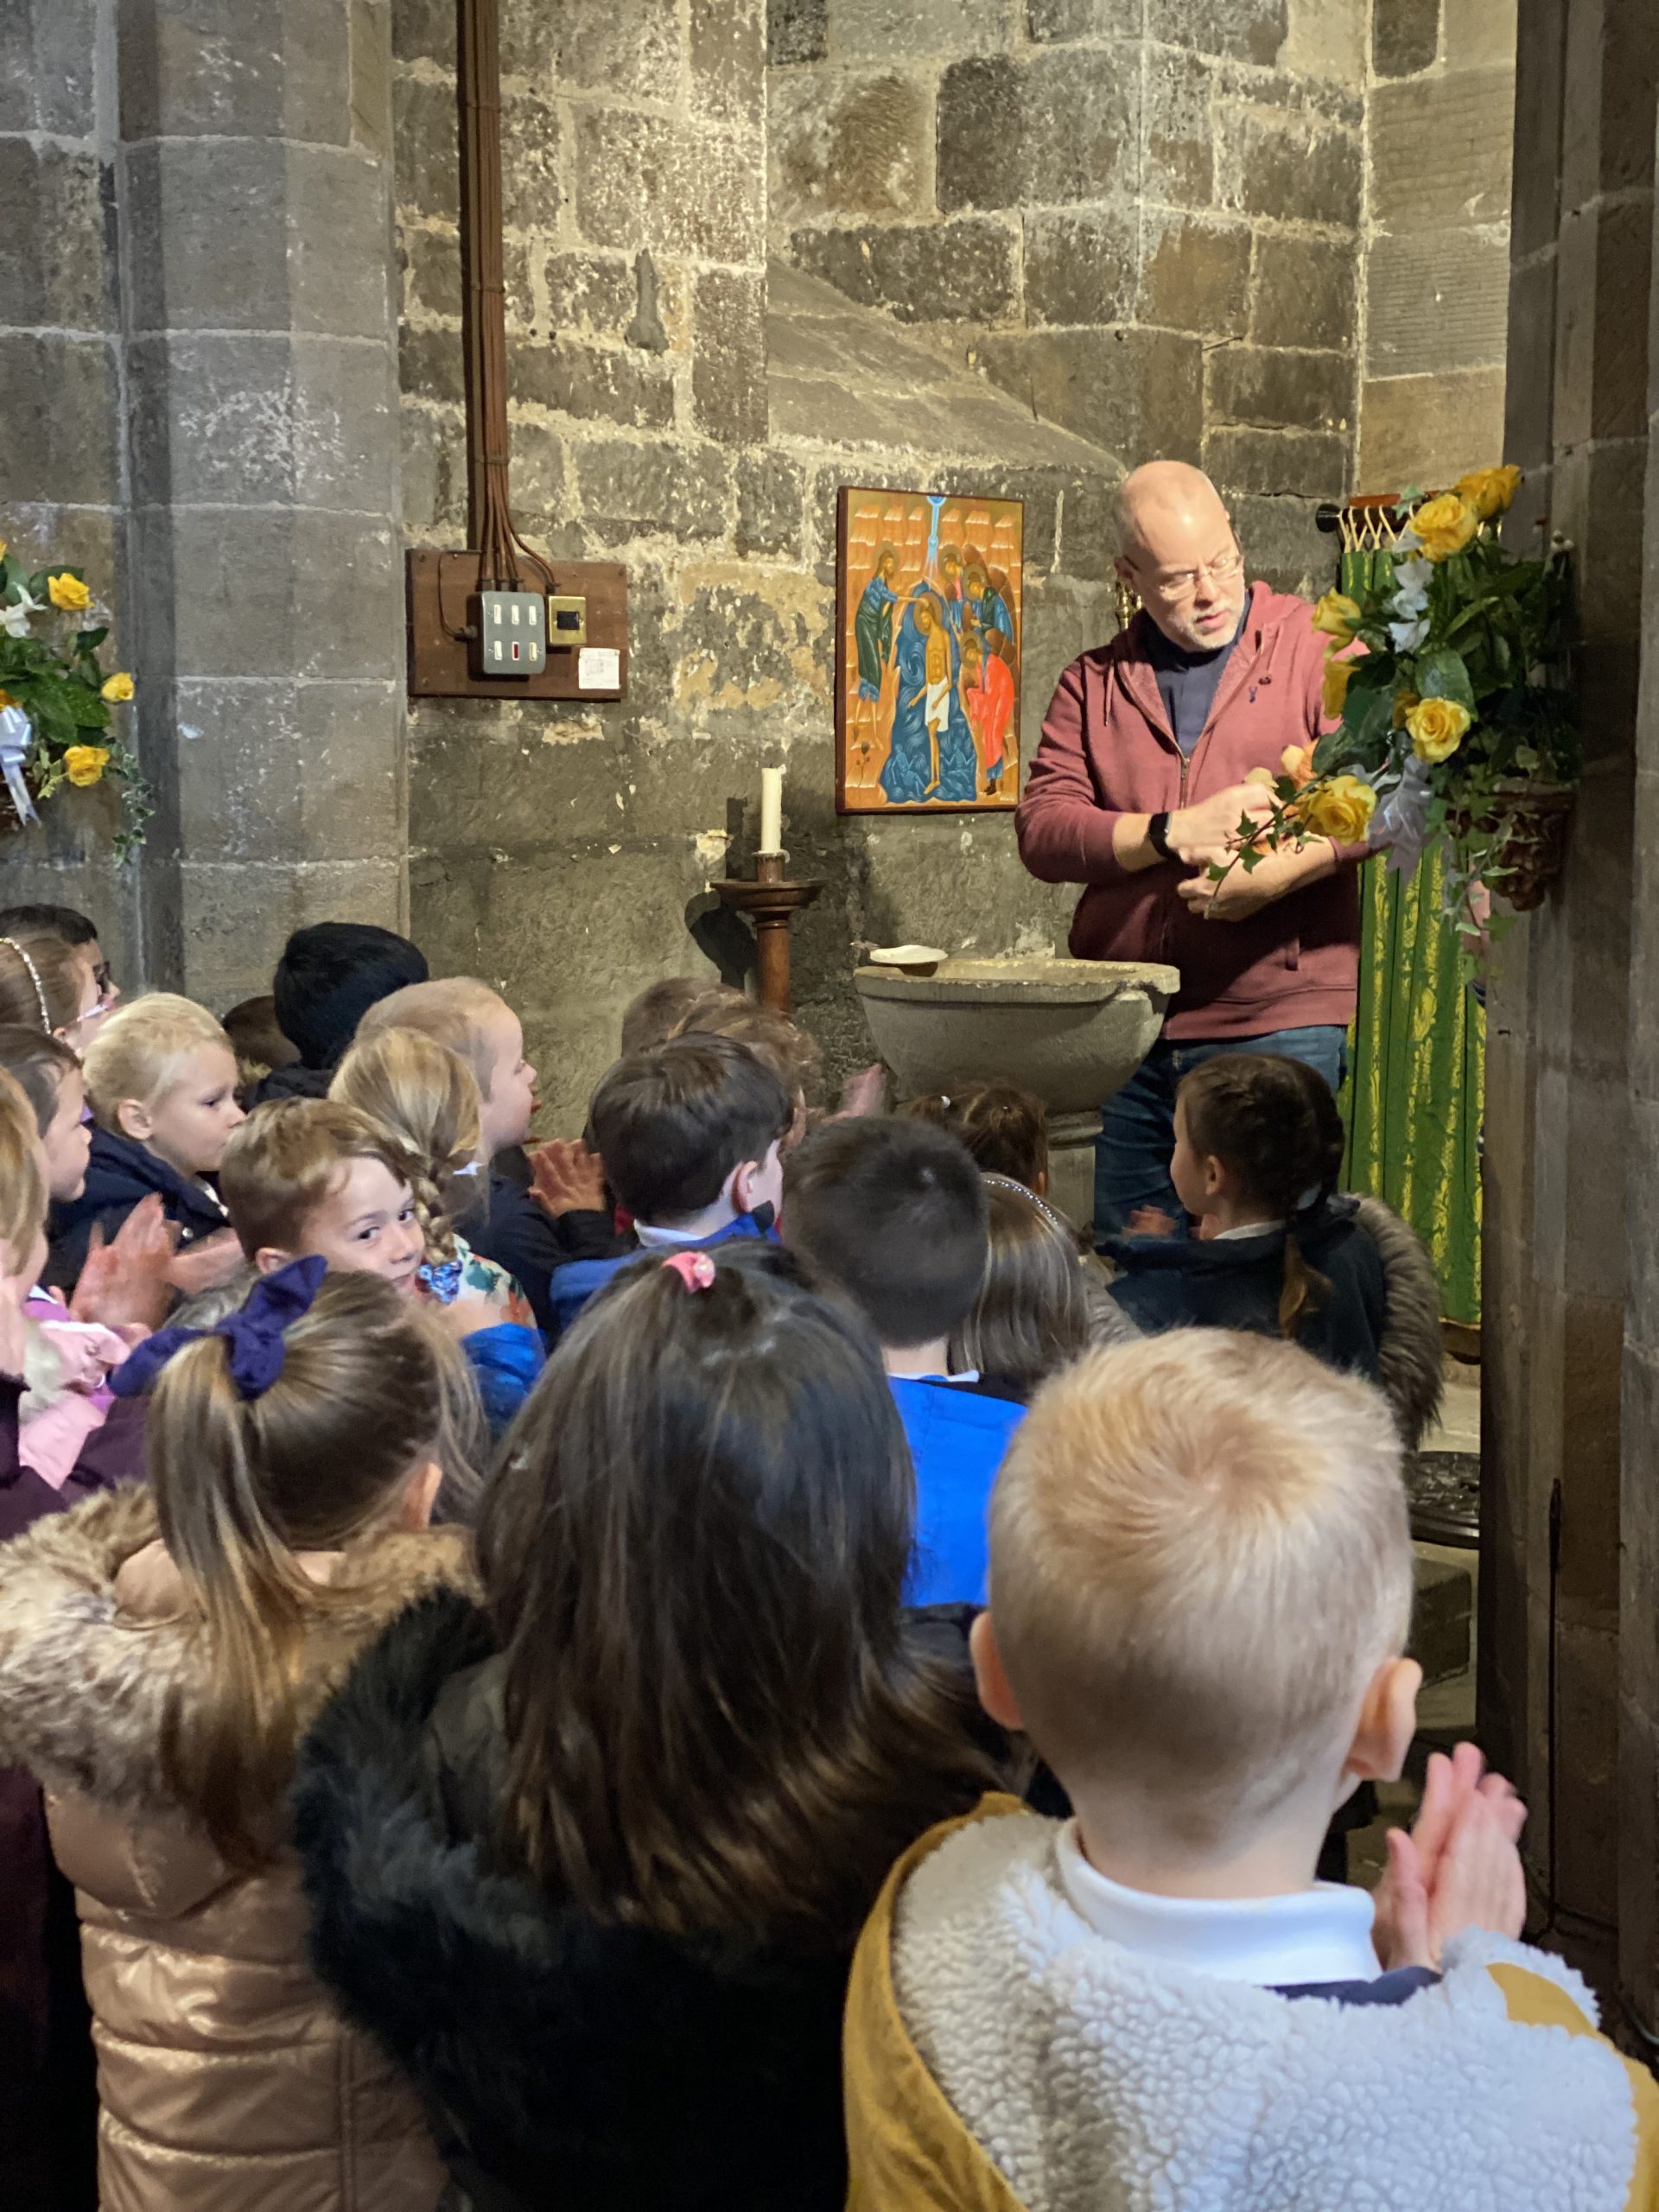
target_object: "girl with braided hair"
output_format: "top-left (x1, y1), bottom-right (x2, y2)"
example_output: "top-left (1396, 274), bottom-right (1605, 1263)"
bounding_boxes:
top-left (1103, 1053), bottom-right (1444, 1446)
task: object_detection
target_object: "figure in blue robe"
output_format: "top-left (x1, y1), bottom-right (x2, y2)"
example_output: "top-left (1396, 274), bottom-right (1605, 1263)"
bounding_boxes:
top-left (854, 548), bottom-right (899, 702)
top-left (880, 594), bottom-right (977, 805)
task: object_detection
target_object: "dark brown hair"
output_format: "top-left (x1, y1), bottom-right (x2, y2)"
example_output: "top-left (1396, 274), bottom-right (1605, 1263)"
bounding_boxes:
top-left (899, 1079), bottom-right (1049, 1191)
top-left (478, 1243), bottom-right (992, 1946)
top-left (619, 976), bottom-right (744, 1058)
top-left (149, 1272), bottom-right (479, 1863)
top-left (1178, 1053), bottom-right (1346, 1336)
top-left (0, 934), bottom-right (84, 1035)
top-left (0, 1025), bottom-right (79, 1135)
top-left (951, 1177), bottom-right (1091, 1394)
top-left (668, 993), bottom-right (823, 1119)
top-left (588, 1033), bottom-right (791, 1224)
top-left (782, 1116), bottom-right (988, 1350)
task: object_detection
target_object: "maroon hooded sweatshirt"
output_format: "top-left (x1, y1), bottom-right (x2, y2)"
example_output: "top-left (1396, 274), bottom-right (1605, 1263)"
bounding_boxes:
top-left (1016, 580), bottom-right (1363, 1042)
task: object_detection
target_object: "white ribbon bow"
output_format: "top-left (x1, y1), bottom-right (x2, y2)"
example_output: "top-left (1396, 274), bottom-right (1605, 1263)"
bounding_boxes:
top-left (0, 705), bottom-right (39, 824)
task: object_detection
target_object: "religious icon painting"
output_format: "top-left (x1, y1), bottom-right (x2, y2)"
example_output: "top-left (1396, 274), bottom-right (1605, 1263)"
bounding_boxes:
top-left (835, 486), bottom-right (1024, 815)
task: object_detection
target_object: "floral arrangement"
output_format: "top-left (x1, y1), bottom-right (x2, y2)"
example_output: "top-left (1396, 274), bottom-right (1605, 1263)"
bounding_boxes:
top-left (1221, 467), bottom-right (1579, 919)
top-left (0, 542), bottom-right (151, 859)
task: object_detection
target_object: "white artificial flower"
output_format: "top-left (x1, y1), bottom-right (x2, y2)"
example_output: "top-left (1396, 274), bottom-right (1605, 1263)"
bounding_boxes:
top-left (0, 588), bottom-right (42, 637)
top-left (1389, 616), bottom-right (1429, 652)
top-left (1395, 555), bottom-right (1433, 595)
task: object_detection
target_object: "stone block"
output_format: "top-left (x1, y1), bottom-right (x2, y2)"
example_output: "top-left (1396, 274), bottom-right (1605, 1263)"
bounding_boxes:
top-left (0, 334), bottom-right (119, 505)
top-left (1502, 252), bottom-right (1554, 467)
top-left (392, 73), bottom-right (460, 221)
top-left (1507, 0), bottom-right (1563, 262)
top-left (693, 267), bottom-right (768, 446)
top-left (0, 7), bottom-right (29, 130)
top-left (176, 856), bottom-right (404, 1008)
top-left (1209, 344), bottom-right (1351, 433)
top-left (1056, 474), bottom-right (1121, 582)
top-left (1203, 424), bottom-right (1347, 499)
top-left (1154, 0), bottom-right (1287, 66)
top-left (400, 322), bottom-right (466, 406)
top-left (1372, 0), bottom-right (1438, 75)
top-left (403, 230), bottom-right (462, 328)
top-left (1023, 207), bottom-right (1136, 327)
top-left (1143, 48), bottom-right (1216, 207)
top-left (1278, 0), bottom-right (1367, 86)
top-left (1369, 69), bottom-right (1516, 228)
top-left (574, 109), bottom-right (765, 263)
top-left (830, 0), bottom-right (1017, 52)
top-left (548, 0), bottom-right (683, 92)
top-left (0, 140), bottom-right (111, 332)
top-left (1249, 231), bottom-right (1356, 353)
top-left (937, 48), bottom-right (1138, 213)
top-left (1560, 0), bottom-right (1656, 207)
top-left (392, 0), bottom-right (454, 65)
top-left (769, 67), bottom-right (929, 225)
top-left (1026, 0), bottom-right (1142, 37)
top-left (768, 0), bottom-right (828, 64)
top-left (503, 419), bottom-right (566, 525)
top-left (1553, 195), bottom-right (1654, 448)
top-left (575, 439), bottom-right (732, 543)
top-left (400, 402), bottom-right (468, 533)
top-left (409, 702), bottom-right (628, 852)
top-left (735, 451), bottom-right (809, 558)
top-left (544, 252), bottom-right (641, 340)
top-left (1227, 491), bottom-right (1327, 595)
top-left (1364, 226), bottom-right (1510, 377)
top-left (691, 0), bottom-right (766, 125)
top-left (118, 0), bottom-right (354, 143)
top-left (499, 90), bottom-right (562, 236)
top-left (171, 677), bottom-right (401, 864)
top-left (1442, 0), bottom-right (1515, 67)
top-left (974, 325), bottom-right (1204, 463)
top-left (789, 219), bottom-right (1020, 324)
top-left (1230, 110), bottom-right (1362, 229)
top-left (511, 339), bottom-right (676, 429)
top-left (1139, 212), bottom-right (1252, 337)
top-left (1357, 366), bottom-right (1506, 487)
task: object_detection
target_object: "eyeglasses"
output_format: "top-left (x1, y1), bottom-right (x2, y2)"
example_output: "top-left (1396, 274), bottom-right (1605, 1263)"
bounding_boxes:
top-left (1138, 546), bottom-right (1245, 601)
top-left (92, 959), bottom-right (113, 997)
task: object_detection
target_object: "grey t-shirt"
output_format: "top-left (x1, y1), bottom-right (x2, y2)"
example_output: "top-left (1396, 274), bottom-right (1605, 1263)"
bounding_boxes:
top-left (1146, 606), bottom-right (1247, 756)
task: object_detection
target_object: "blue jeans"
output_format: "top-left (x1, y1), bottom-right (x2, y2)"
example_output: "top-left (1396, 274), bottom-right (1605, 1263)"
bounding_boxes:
top-left (1094, 1026), bottom-right (1350, 1237)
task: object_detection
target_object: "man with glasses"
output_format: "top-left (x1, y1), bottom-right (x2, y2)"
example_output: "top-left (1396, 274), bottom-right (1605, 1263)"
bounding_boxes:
top-left (1017, 461), bottom-right (1368, 1236)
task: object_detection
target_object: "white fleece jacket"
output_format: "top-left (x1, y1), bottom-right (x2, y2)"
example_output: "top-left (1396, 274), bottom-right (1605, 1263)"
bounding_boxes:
top-left (892, 1812), bottom-right (1642, 2212)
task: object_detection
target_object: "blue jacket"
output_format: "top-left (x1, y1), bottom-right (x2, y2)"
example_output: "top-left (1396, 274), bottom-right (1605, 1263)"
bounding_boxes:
top-left (546, 1213), bottom-right (775, 1338)
top-left (890, 1377), bottom-right (1025, 1608)
top-left (466, 1176), bottom-right (624, 1338)
top-left (462, 1322), bottom-right (546, 1439)
top-left (47, 1127), bottom-right (233, 1293)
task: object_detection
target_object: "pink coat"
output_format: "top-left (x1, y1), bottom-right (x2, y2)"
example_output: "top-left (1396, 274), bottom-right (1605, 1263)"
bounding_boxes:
top-left (1016, 582), bottom-right (1363, 1040)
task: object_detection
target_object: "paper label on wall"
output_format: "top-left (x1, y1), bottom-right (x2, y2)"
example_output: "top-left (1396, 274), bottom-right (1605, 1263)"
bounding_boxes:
top-left (578, 647), bottom-right (620, 690)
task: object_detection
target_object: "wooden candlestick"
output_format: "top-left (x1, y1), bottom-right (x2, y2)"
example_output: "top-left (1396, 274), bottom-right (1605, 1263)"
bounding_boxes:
top-left (712, 852), bottom-right (823, 1014)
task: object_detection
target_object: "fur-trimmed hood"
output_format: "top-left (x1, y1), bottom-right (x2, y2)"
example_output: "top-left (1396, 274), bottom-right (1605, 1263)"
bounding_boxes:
top-left (290, 1585), bottom-right (854, 2212)
top-left (0, 1483), bottom-right (474, 1817)
top-left (1353, 1192), bottom-right (1445, 1450)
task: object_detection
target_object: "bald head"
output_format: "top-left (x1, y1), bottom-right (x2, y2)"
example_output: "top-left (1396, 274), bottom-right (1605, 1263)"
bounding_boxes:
top-left (1113, 462), bottom-right (1246, 652)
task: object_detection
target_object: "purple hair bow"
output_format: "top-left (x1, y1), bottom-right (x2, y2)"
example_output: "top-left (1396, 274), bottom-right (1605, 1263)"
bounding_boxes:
top-left (110, 1255), bottom-right (328, 1402)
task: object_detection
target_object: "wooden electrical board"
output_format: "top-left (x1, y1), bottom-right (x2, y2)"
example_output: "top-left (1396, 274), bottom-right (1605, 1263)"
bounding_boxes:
top-left (406, 550), bottom-right (629, 701)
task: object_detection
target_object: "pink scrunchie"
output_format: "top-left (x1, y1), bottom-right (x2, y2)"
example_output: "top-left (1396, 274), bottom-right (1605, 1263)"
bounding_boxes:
top-left (660, 1250), bottom-right (715, 1292)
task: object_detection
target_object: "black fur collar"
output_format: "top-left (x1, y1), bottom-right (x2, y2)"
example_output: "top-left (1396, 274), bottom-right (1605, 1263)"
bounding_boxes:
top-left (290, 1587), bottom-right (850, 2212)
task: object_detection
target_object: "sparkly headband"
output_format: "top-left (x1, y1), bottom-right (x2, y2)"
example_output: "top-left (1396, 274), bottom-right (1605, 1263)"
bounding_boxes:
top-left (0, 937), bottom-right (50, 1033)
top-left (982, 1173), bottom-right (1076, 1243)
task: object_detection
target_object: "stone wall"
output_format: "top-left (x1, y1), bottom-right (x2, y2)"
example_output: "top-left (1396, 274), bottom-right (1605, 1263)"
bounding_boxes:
top-left (1357, 0), bottom-right (1516, 489)
top-left (394, 0), bottom-right (1122, 1128)
top-left (767, 0), bottom-right (1367, 597)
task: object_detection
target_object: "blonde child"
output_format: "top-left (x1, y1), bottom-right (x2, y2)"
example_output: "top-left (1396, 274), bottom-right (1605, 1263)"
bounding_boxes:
top-left (356, 977), bottom-right (620, 1332)
top-left (844, 1332), bottom-right (1659, 2210)
top-left (221, 1096), bottom-right (528, 1445)
top-left (49, 993), bottom-right (246, 1292)
top-left (0, 1267), bottom-right (476, 2209)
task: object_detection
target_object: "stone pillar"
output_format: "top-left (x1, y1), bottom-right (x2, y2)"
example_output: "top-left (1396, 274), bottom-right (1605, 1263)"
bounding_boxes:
top-left (118, 0), bottom-right (404, 1004)
top-left (1480, 0), bottom-right (1656, 1964)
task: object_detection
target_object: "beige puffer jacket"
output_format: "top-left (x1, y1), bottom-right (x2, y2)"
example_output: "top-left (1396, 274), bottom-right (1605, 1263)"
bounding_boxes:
top-left (0, 1484), bottom-right (472, 2212)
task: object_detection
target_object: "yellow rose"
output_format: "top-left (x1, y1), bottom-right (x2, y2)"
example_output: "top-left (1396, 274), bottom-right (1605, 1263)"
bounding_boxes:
top-left (47, 571), bottom-right (92, 612)
top-left (1453, 465), bottom-right (1522, 521)
top-left (1280, 744), bottom-right (1318, 788)
top-left (1391, 689), bottom-right (1420, 730)
top-left (1411, 493), bottom-right (1479, 563)
top-left (1321, 658), bottom-right (1354, 720)
top-left (1406, 696), bottom-right (1472, 763)
top-left (1311, 590), bottom-right (1363, 646)
top-left (1300, 774), bottom-right (1377, 844)
top-left (63, 744), bottom-right (109, 788)
top-left (100, 671), bottom-right (134, 703)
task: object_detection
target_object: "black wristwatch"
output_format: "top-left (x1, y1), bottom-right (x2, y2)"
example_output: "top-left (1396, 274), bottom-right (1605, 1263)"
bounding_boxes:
top-left (1147, 811), bottom-right (1175, 861)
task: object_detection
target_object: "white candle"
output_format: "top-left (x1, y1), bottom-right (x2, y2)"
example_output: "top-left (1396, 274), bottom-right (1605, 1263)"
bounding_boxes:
top-left (760, 766), bottom-right (784, 854)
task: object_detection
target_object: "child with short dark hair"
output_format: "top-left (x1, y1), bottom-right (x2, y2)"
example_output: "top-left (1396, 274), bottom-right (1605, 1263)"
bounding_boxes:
top-left (221, 993), bottom-right (298, 1103)
top-left (257, 920), bottom-right (429, 1103)
top-left (292, 1242), bottom-right (995, 2212)
top-left (783, 1117), bottom-right (1021, 1606)
top-left (1103, 1053), bottom-right (1443, 1444)
top-left (49, 994), bottom-right (246, 1292)
top-left (844, 1331), bottom-right (1659, 2209)
top-left (547, 1033), bottom-right (791, 1333)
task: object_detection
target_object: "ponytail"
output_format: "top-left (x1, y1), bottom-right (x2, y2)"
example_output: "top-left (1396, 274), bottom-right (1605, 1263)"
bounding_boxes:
top-left (147, 1271), bottom-right (480, 1863)
top-left (329, 1027), bottom-right (485, 1262)
top-left (1178, 1052), bottom-right (1345, 1342)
